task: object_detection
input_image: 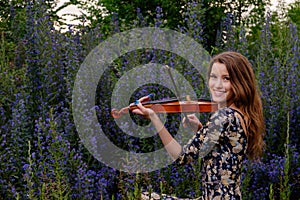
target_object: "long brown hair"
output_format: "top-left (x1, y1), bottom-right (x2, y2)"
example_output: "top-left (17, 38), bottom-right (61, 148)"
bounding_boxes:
top-left (208, 51), bottom-right (265, 160)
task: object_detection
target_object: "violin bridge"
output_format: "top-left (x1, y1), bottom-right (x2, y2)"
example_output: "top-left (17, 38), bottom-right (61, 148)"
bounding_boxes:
top-left (186, 95), bottom-right (191, 102)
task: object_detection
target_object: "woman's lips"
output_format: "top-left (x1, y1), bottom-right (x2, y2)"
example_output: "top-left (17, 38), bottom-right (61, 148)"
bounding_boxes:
top-left (213, 90), bottom-right (226, 97)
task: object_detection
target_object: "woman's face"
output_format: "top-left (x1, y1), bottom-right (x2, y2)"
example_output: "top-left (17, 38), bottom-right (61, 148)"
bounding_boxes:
top-left (208, 62), bottom-right (232, 106)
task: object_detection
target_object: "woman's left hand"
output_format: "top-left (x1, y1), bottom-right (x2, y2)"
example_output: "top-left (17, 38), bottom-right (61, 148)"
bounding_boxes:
top-left (182, 114), bottom-right (202, 132)
top-left (131, 96), bottom-right (156, 119)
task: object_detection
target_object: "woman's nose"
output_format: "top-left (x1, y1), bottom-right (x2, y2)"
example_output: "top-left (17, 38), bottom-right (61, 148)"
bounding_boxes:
top-left (215, 78), bottom-right (223, 88)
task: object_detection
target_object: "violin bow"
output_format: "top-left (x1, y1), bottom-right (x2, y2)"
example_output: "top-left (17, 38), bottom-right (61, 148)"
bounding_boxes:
top-left (164, 65), bottom-right (194, 129)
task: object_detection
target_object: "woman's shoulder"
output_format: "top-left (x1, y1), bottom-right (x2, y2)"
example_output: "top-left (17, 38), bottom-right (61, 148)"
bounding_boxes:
top-left (214, 107), bottom-right (244, 116)
top-left (213, 107), bottom-right (247, 134)
top-left (210, 107), bottom-right (245, 125)
top-left (211, 107), bottom-right (241, 118)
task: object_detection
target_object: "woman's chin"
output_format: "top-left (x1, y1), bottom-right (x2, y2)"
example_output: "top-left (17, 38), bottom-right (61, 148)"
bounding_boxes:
top-left (212, 97), bottom-right (227, 103)
top-left (211, 98), bottom-right (227, 108)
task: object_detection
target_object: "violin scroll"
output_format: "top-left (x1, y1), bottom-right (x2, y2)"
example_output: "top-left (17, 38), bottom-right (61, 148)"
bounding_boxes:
top-left (111, 107), bottom-right (130, 119)
top-left (111, 109), bottom-right (121, 119)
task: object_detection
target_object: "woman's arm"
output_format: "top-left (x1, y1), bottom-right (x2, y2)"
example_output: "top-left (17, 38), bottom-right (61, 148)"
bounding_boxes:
top-left (132, 97), bottom-right (224, 163)
top-left (134, 101), bottom-right (182, 160)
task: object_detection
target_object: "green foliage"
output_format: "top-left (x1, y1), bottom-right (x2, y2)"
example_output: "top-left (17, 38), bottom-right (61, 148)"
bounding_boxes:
top-left (193, 0), bottom-right (269, 52)
top-left (23, 111), bottom-right (70, 199)
top-left (280, 112), bottom-right (291, 200)
top-left (24, 141), bottom-right (36, 199)
top-left (0, 33), bottom-right (26, 120)
top-left (80, 0), bottom-right (185, 30)
top-left (0, 0), bottom-right (27, 39)
top-left (73, 0), bottom-right (269, 53)
top-left (288, 1), bottom-right (300, 33)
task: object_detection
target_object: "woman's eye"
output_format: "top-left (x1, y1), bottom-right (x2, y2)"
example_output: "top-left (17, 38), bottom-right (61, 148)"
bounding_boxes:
top-left (224, 77), bottom-right (230, 81)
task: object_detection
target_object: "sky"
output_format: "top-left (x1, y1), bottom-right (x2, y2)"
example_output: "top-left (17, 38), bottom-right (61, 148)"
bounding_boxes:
top-left (56, 0), bottom-right (83, 25)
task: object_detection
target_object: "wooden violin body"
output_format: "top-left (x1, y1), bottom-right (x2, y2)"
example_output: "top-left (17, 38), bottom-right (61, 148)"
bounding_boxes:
top-left (111, 98), bottom-right (218, 119)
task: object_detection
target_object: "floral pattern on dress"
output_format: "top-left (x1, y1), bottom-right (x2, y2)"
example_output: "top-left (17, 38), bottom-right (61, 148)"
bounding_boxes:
top-left (176, 107), bottom-right (248, 200)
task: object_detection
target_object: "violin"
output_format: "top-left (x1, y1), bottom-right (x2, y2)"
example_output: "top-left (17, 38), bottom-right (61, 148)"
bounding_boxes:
top-left (111, 66), bottom-right (218, 119)
top-left (111, 97), bottom-right (218, 119)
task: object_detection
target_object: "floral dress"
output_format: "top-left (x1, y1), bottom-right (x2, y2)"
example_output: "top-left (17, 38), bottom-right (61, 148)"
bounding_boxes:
top-left (176, 107), bottom-right (248, 200)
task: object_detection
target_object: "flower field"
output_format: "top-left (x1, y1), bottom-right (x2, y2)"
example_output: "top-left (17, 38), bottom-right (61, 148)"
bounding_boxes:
top-left (0, 1), bottom-right (299, 199)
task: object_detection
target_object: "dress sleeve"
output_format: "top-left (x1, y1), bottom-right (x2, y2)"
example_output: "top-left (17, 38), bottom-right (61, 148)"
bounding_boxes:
top-left (176, 109), bottom-right (228, 165)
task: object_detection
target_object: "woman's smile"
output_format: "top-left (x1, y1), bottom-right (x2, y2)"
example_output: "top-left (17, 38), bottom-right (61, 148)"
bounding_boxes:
top-left (212, 90), bottom-right (226, 97)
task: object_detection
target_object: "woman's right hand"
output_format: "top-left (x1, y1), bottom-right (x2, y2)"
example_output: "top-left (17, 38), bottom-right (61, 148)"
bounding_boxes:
top-left (182, 114), bottom-right (202, 132)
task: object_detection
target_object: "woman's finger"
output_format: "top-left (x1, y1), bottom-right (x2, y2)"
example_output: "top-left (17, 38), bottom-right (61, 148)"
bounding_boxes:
top-left (130, 94), bottom-right (153, 107)
top-left (131, 108), bottom-right (144, 115)
top-left (135, 100), bottom-right (149, 114)
top-left (182, 117), bottom-right (187, 128)
top-left (182, 114), bottom-right (194, 128)
top-left (187, 114), bottom-right (196, 120)
top-left (139, 94), bottom-right (154, 103)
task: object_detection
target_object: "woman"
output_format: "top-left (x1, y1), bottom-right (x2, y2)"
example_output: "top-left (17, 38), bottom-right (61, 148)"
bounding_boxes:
top-left (134, 51), bottom-right (265, 199)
